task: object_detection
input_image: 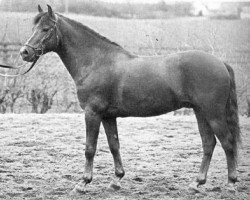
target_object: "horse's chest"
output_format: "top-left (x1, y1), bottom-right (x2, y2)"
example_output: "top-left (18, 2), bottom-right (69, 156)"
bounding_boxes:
top-left (75, 83), bottom-right (110, 114)
top-left (75, 76), bottom-right (99, 105)
top-left (76, 87), bottom-right (89, 106)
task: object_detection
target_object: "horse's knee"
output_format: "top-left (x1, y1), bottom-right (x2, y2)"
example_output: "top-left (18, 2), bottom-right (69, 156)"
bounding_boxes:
top-left (203, 137), bottom-right (216, 152)
top-left (85, 146), bottom-right (96, 159)
top-left (108, 142), bottom-right (118, 151)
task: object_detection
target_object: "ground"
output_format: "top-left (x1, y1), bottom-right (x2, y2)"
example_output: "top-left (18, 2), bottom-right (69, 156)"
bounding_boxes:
top-left (0, 114), bottom-right (249, 200)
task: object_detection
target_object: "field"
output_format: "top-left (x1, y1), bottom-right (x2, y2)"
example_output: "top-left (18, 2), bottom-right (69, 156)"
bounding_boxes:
top-left (0, 12), bottom-right (250, 199)
top-left (0, 12), bottom-right (250, 113)
top-left (0, 114), bottom-right (249, 199)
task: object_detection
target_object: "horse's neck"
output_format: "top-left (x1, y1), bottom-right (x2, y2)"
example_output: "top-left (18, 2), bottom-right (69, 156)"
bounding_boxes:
top-left (55, 17), bottom-right (134, 81)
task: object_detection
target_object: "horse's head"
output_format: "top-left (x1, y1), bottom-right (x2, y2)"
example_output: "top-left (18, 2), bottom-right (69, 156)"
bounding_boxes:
top-left (20, 5), bottom-right (59, 62)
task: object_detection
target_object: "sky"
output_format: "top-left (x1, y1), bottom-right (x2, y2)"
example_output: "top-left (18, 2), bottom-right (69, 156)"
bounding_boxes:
top-left (101, 0), bottom-right (250, 4)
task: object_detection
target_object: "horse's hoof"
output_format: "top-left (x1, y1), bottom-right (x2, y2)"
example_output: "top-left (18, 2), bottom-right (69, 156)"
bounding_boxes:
top-left (107, 179), bottom-right (121, 191)
top-left (188, 182), bottom-right (201, 193)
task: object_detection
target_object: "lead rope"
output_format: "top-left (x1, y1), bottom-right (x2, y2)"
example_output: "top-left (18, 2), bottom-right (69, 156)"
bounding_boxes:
top-left (0, 57), bottom-right (39, 77)
top-left (0, 63), bottom-right (25, 69)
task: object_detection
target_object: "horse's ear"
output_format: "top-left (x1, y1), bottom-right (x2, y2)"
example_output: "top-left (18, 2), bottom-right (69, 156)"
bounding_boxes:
top-left (38, 5), bottom-right (43, 13)
top-left (47, 4), bottom-right (55, 18)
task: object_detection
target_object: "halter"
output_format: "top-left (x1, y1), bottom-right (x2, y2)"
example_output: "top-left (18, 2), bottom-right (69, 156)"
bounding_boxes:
top-left (24, 18), bottom-right (59, 57)
top-left (0, 17), bottom-right (59, 77)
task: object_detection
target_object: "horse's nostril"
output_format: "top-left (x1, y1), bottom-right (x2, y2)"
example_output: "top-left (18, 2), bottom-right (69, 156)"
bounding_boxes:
top-left (20, 47), bottom-right (29, 56)
top-left (23, 49), bottom-right (29, 55)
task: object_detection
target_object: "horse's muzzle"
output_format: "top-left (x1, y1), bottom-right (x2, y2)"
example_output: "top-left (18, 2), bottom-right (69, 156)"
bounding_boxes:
top-left (20, 46), bottom-right (37, 62)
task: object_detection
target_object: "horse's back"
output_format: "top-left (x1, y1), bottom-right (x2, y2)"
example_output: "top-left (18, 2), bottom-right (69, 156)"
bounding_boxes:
top-left (109, 50), bottom-right (230, 117)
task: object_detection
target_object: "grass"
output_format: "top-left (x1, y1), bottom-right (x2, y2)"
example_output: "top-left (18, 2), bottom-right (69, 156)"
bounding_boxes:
top-left (0, 113), bottom-right (249, 199)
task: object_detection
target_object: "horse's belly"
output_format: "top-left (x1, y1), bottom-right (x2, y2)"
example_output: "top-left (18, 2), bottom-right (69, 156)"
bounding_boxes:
top-left (116, 84), bottom-right (180, 117)
top-left (118, 105), bottom-right (176, 117)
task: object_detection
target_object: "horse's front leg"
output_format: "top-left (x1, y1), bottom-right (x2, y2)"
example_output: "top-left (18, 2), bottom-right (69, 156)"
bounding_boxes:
top-left (102, 118), bottom-right (125, 190)
top-left (73, 109), bottom-right (101, 193)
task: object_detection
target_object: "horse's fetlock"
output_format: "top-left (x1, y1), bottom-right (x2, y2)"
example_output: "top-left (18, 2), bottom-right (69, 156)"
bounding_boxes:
top-left (115, 169), bottom-right (125, 178)
top-left (83, 175), bottom-right (92, 184)
top-left (196, 177), bottom-right (206, 185)
top-left (228, 175), bottom-right (238, 184)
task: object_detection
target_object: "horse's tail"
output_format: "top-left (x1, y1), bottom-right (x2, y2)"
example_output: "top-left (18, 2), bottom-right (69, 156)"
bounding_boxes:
top-left (224, 62), bottom-right (241, 163)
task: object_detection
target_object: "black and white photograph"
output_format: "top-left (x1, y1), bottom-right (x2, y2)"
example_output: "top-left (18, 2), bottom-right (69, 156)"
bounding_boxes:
top-left (0, 0), bottom-right (249, 199)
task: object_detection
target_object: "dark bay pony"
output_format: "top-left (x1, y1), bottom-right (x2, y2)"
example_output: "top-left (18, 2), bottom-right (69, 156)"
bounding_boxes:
top-left (19, 5), bottom-right (241, 193)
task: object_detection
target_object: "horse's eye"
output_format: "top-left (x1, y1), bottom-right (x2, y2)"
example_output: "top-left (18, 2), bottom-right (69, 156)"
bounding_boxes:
top-left (42, 28), bottom-right (50, 32)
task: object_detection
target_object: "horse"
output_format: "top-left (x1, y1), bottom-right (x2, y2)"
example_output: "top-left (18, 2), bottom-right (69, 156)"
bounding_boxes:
top-left (19, 5), bottom-right (241, 193)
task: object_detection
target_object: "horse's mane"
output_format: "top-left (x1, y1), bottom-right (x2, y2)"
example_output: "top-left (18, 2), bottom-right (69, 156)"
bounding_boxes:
top-left (58, 14), bottom-right (124, 49)
top-left (33, 12), bottom-right (130, 54)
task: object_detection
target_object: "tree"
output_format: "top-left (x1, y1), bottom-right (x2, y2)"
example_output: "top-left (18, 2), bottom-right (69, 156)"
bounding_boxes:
top-left (27, 88), bottom-right (57, 113)
top-left (0, 89), bottom-right (9, 113)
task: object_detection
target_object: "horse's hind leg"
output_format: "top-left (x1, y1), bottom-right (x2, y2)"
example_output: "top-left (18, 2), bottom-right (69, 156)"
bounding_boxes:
top-left (208, 117), bottom-right (238, 184)
top-left (102, 118), bottom-right (125, 190)
top-left (191, 110), bottom-right (216, 189)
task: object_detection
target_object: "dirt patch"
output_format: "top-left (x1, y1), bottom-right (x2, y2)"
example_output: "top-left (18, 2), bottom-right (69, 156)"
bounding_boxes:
top-left (0, 114), bottom-right (249, 199)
